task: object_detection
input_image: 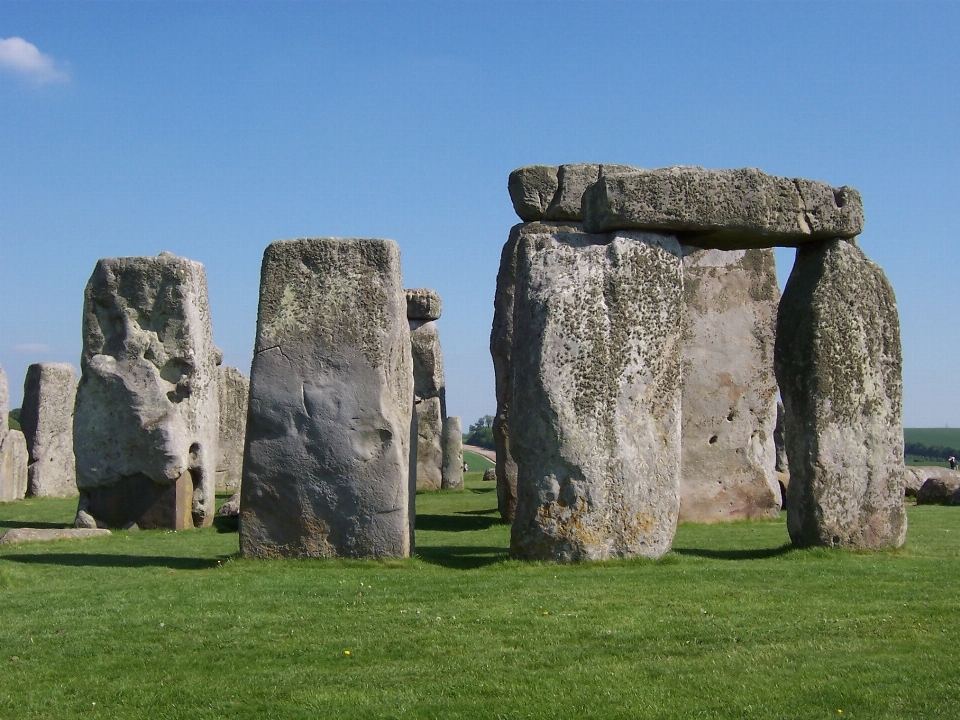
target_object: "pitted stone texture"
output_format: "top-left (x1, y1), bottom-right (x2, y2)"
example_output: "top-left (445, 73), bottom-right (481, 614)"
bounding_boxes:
top-left (441, 416), bottom-right (463, 490)
top-left (216, 366), bottom-right (249, 493)
top-left (73, 253), bottom-right (220, 529)
top-left (775, 400), bottom-right (788, 473)
top-left (904, 466), bottom-right (960, 497)
top-left (509, 223), bottom-right (684, 561)
top-left (582, 167), bottom-right (863, 248)
top-left (405, 288), bottom-right (442, 321)
top-left (491, 225), bottom-right (523, 521)
top-left (509, 164), bottom-right (639, 222)
top-left (776, 239), bottom-right (906, 549)
top-left (240, 238), bottom-right (413, 559)
top-left (916, 476), bottom-right (960, 505)
top-left (0, 366), bottom-right (29, 503)
top-left (679, 248), bottom-right (781, 522)
top-left (508, 166), bottom-right (559, 221)
top-left (414, 396), bottom-right (443, 490)
top-left (20, 362), bottom-right (78, 498)
top-left (0, 528), bottom-right (111, 545)
top-left (410, 319), bottom-right (445, 490)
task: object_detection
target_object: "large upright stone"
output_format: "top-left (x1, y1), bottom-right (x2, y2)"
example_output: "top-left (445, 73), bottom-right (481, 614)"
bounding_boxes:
top-left (408, 303), bottom-right (446, 491)
top-left (21, 362), bottom-right (78, 498)
top-left (0, 366), bottom-right (28, 503)
top-left (440, 416), bottom-right (463, 490)
top-left (775, 239), bottom-right (906, 548)
top-left (73, 252), bottom-right (220, 530)
top-left (216, 366), bottom-right (249, 493)
top-left (679, 248), bottom-right (781, 522)
top-left (240, 238), bottom-right (414, 559)
top-left (509, 222), bottom-right (684, 561)
top-left (582, 167), bottom-right (864, 248)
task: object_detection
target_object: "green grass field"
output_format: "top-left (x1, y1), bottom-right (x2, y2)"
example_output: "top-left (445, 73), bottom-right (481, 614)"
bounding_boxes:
top-left (904, 428), bottom-right (960, 447)
top-left (1, 472), bottom-right (959, 719)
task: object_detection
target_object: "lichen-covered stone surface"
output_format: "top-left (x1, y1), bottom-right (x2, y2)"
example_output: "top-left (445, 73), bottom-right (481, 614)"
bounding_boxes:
top-left (508, 165), bottom-right (559, 221)
top-left (0, 366), bottom-right (28, 503)
top-left (440, 416), bottom-right (463, 490)
top-left (679, 248), bottom-right (781, 522)
top-left (582, 167), bottom-right (863, 248)
top-left (73, 253), bottom-right (220, 530)
top-left (216, 366), bottom-right (249, 493)
top-left (508, 164), bottom-right (637, 223)
top-left (21, 362), bottom-right (78, 498)
top-left (775, 239), bottom-right (906, 549)
top-left (509, 223), bottom-right (684, 561)
top-left (240, 238), bottom-right (413, 559)
top-left (405, 288), bottom-right (442, 321)
top-left (409, 318), bottom-right (446, 490)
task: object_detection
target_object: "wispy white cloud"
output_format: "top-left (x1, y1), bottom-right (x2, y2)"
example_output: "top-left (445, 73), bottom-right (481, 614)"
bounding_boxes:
top-left (13, 343), bottom-right (52, 353)
top-left (0, 37), bottom-right (70, 84)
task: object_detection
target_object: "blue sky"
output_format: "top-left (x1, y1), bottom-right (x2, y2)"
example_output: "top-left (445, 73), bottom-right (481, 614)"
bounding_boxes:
top-left (1, 1), bottom-right (958, 428)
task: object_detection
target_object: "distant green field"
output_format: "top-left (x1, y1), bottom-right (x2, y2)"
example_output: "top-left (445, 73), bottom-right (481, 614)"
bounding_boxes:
top-left (903, 428), bottom-right (960, 447)
top-left (461, 450), bottom-right (494, 472)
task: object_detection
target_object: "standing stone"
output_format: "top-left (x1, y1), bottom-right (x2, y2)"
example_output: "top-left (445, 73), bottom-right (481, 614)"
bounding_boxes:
top-left (509, 222), bottom-right (684, 561)
top-left (679, 248), bottom-right (781, 522)
top-left (240, 238), bottom-right (414, 559)
top-left (440, 416), bottom-right (463, 490)
top-left (216, 366), bottom-right (249, 493)
top-left (20, 362), bottom-right (78, 498)
top-left (0, 366), bottom-right (28, 503)
top-left (775, 239), bottom-right (906, 548)
top-left (407, 291), bottom-right (446, 491)
top-left (73, 252), bottom-right (220, 530)
top-left (774, 399), bottom-right (788, 473)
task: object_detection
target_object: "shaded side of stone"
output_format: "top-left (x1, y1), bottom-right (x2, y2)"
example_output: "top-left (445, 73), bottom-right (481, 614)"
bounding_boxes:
top-left (240, 238), bottom-right (413, 559)
top-left (21, 362), bottom-right (78, 498)
top-left (679, 248), bottom-right (781, 522)
top-left (73, 253), bottom-right (220, 529)
top-left (216, 366), bottom-right (249, 493)
top-left (509, 224), bottom-right (684, 561)
top-left (441, 416), bottom-right (463, 490)
top-left (775, 239), bottom-right (906, 549)
top-left (582, 166), bottom-right (863, 248)
top-left (774, 399), bottom-right (788, 473)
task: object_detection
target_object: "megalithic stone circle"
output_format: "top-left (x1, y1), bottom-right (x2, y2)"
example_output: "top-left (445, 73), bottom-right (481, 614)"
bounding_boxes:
top-left (775, 239), bottom-right (907, 548)
top-left (0, 365), bottom-right (28, 503)
top-left (508, 222), bottom-right (684, 561)
top-left (73, 252), bottom-right (220, 530)
top-left (679, 248), bottom-right (781, 522)
top-left (21, 362), bottom-right (78, 498)
top-left (240, 238), bottom-right (414, 559)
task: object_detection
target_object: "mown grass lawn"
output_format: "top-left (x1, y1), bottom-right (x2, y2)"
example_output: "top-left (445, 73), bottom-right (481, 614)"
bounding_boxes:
top-left (1, 474), bottom-right (958, 719)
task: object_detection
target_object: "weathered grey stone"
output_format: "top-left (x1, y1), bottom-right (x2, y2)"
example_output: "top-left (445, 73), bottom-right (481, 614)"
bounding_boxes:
top-left (0, 527), bottom-right (111, 545)
top-left (903, 466), bottom-right (960, 497)
top-left (582, 167), bottom-right (864, 248)
top-left (543, 164), bottom-right (601, 221)
top-left (216, 366), bottom-right (249, 493)
top-left (775, 400), bottom-right (789, 473)
top-left (509, 222), bottom-right (684, 561)
top-left (20, 362), bottom-right (77, 498)
top-left (240, 238), bottom-right (413, 559)
top-left (440, 416), bottom-right (463, 490)
top-left (406, 288), bottom-right (442, 321)
top-left (216, 489), bottom-right (241, 517)
top-left (775, 239), bottom-right (906, 548)
top-left (679, 248), bottom-right (781, 522)
top-left (483, 468), bottom-right (496, 482)
top-left (0, 366), bottom-right (28, 503)
top-left (916, 476), bottom-right (960, 505)
top-left (73, 252), bottom-right (220, 530)
top-left (508, 165), bottom-right (559, 221)
top-left (410, 318), bottom-right (445, 490)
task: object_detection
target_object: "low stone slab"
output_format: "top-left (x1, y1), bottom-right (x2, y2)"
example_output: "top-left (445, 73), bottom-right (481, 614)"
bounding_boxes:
top-left (903, 466), bottom-right (960, 497)
top-left (482, 468), bottom-right (496, 482)
top-left (0, 528), bottom-right (111, 545)
top-left (582, 166), bottom-right (863, 248)
top-left (509, 223), bottom-right (684, 561)
top-left (916, 476), bottom-right (960, 505)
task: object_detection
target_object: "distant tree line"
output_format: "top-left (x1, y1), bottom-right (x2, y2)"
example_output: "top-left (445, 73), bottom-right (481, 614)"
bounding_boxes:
top-left (463, 415), bottom-right (494, 450)
top-left (904, 441), bottom-right (960, 462)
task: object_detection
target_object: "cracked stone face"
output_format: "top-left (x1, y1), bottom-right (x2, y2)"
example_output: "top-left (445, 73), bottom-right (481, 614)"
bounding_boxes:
top-left (775, 239), bottom-right (906, 549)
top-left (508, 223), bottom-right (684, 562)
top-left (73, 253), bottom-right (219, 530)
top-left (240, 238), bottom-right (414, 559)
top-left (679, 248), bottom-right (781, 522)
top-left (216, 366), bottom-right (248, 493)
top-left (20, 362), bottom-right (78, 498)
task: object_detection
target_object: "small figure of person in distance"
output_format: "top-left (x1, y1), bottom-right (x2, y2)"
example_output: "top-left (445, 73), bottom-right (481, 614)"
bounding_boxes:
top-left (950, 456), bottom-right (956, 471)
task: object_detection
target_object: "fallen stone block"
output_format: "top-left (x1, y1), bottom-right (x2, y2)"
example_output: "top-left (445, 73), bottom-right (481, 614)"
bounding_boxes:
top-left (0, 527), bottom-right (111, 545)
top-left (916, 476), bottom-right (960, 505)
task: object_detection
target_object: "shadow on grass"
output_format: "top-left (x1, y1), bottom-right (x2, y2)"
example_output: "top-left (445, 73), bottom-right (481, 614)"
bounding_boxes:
top-left (416, 513), bottom-right (501, 532)
top-left (470, 487), bottom-right (494, 495)
top-left (213, 515), bottom-right (239, 534)
top-left (415, 545), bottom-right (508, 569)
top-left (672, 543), bottom-right (794, 561)
top-left (0, 520), bottom-right (71, 530)
top-left (2, 553), bottom-right (228, 570)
